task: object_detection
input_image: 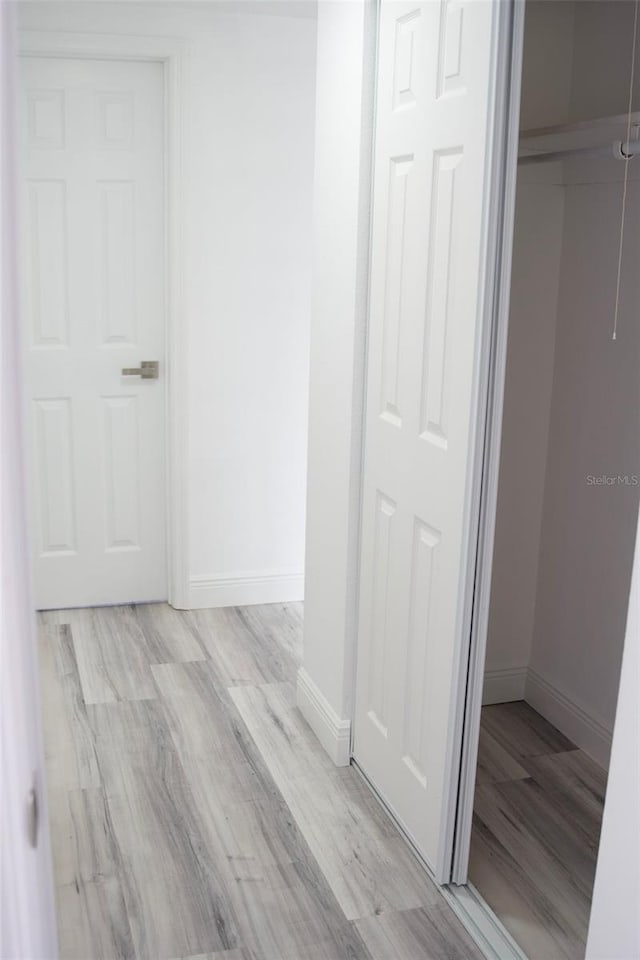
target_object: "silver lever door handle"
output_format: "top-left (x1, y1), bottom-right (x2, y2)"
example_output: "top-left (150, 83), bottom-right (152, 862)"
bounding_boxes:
top-left (121, 360), bottom-right (159, 379)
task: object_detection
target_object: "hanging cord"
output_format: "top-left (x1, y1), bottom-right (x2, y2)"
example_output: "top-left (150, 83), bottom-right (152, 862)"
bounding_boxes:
top-left (612, 0), bottom-right (639, 341)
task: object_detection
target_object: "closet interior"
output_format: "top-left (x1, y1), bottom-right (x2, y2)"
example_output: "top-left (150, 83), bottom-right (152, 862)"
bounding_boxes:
top-left (469, 2), bottom-right (640, 958)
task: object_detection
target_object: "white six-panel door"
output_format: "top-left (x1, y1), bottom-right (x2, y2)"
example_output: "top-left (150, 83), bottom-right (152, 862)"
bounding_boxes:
top-left (353, 0), bottom-right (499, 876)
top-left (20, 56), bottom-right (167, 610)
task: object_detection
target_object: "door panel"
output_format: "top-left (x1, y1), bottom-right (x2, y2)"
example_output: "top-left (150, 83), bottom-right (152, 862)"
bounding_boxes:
top-left (353, 0), bottom-right (499, 877)
top-left (19, 57), bottom-right (166, 609)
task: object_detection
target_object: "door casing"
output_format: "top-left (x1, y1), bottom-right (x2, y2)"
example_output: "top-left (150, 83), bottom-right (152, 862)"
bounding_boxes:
top-left (19, 30), bottom-right (189, 609)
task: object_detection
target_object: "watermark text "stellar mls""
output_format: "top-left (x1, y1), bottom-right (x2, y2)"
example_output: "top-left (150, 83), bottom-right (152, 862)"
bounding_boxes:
top-left (586, 474), bottom-right (639, 486)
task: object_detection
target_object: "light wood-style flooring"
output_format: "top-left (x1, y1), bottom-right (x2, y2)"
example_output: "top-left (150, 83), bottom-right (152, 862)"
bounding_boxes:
top-left (39, 602), bottom-right (483, 960)
top-left (470, 701), bottom-right (607, 960)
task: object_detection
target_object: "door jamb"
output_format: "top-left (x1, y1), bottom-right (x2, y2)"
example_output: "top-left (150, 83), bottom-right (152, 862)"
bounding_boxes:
top-left (18, 31), bottom-right (189, 608)
top-left (449, 0), bottom-right (526, 883)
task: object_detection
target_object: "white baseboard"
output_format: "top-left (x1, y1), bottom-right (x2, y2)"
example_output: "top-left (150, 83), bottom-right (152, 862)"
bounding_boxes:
top-left (525, 667), bottom-right (612, 769)
top-left (296, 667), bottom-right (351, 767)
top-left (482, 666), bottom-right (528, 705)
top-left (188, 572), bottom-right (304, 609)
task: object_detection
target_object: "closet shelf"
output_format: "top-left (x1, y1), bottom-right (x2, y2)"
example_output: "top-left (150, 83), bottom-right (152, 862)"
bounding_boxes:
top-left (518, 111), bottom-right (640, 165)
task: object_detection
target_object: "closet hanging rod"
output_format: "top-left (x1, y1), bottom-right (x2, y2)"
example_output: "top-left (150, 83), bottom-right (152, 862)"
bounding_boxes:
top-left (520, 111), bottom-right (640, 142)
top-left (518, 119), bottom-right (640, 165)
top-left (518, 139), bottom-right (640, 165)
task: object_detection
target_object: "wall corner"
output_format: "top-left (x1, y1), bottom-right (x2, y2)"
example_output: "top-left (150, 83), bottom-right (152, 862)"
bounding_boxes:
top-left (296, 667), bottom-right (351, 767)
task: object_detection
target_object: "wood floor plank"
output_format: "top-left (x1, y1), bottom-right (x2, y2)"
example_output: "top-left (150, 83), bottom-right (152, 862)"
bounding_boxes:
top-left (474, 725), bottom-right (529, 786)
top-left (230, 682), bottom-right (440, 921)
top-left (228, 681), bottom-right (340, 782)
top-left (525, 749), bottom-right (607, 844)
top-left (469, 813), bottom-right (584, 960)
top-left (133, 602), bottom-right (209, 664)
top-left (87, 698), bottom-right (241, 959)
top-left (220, 859), bottom-right (371, 960)
top-left (54, 624), bottom-right (102, 788)
top-left (64, 606), bottom-right (157, 704)
top-left (37, 621), bottom-right (78, 790)
top-left (151, 659), bottom-right (251, 762)
top-left (233, 602), bottom-right (303, 677)
top-left (54, 787), bottom-right (138, 959)
top-left (169, 952), bottom-right (251, 960)
top-left (67, 788), bottom-right (125, 882)
top-left (187, 602), bottom-right (302, 689)
top-left (38, 622), bottom-right (90, 886)
top-left (185, 607), bottom-right (277, 688)
top-left (56, 878), bottom-right (136, 960)
top-left (152, 659), bottom-right (273, 810)
top-left (152, 658), bottom-right (373, 958)
top-left (475, 777), bottom-right (595, 908)
top-left (355, 903), bottom-right (484, 960)
top-left (470, 704), bottom-right (606, 960)
top-left (481, 700), bottom-right (577, 760)
top-left (42, 601), bottom-right (490, 960)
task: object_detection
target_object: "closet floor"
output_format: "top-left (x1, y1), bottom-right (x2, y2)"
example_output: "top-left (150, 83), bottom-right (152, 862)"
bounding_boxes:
top-left (38, 602), bottom-right (483, 960)
top-left (469, 701), bottom-right (607, 960)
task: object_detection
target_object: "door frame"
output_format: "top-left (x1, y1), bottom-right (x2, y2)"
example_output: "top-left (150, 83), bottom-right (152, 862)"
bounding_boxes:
top-left (449, 0), bottom-right (526, 884)
top-left (18, 30), bottom-right (189, 608)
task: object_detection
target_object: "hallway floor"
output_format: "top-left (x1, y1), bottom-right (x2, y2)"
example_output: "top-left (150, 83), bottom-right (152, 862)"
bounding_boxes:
top-left (470, 701), bottom-right (607, 960)
top-left (39, 602), bottom-right (482, 960)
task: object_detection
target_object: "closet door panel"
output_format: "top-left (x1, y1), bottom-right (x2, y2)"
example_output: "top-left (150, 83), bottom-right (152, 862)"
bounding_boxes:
top-left (353, 0), bottom-right (502, 878)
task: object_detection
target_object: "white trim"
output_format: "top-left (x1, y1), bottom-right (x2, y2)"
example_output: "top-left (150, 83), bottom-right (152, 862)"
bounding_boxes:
top-left (442, 882), bottom-right (529, 960)
top-left (19, 30), bottom-right (189, 610)
top-left (348, 0), bottom-right (379, 762)
top-left (296, 667), bottom-right (351, 767)
top-left (188, 572), bottom-right (304, 609)
top-left (482, 666), bottom-right (527, 704)
top-left (525, 668), bottom-right (612, 769)
top-left (451, 0), bottom-right (526, 885)
top-left (437, 0), bottom-right (523, 884)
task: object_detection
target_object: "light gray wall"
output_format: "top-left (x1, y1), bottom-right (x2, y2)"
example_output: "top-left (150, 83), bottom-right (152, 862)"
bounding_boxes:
top-left (527, 0), bottom-right (640, 754)
top-left (484, 173), bottom-right (565, 686)
top-left (585, 515), bottom-right (640, 960)
top-left (486, 0), bottom-right (640, 763)
top-left (529, 164), bottom-right (640, 746)
top-left (518, 0), bottom-right (575, 130)
top-left (484, 0), bottom-right (573, 693)
top-left (568, 0), bottom-right (640, 123)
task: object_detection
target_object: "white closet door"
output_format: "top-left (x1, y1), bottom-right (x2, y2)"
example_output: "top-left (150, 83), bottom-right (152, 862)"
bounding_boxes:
top-left (20, 56), bottom-right (167, 610)
top-left (353, 0), bottom-right (499, 877)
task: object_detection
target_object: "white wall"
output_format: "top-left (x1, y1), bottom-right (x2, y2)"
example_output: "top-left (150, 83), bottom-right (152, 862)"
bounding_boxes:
top-left (18, 1), bottom-right (317, 608)
top-left (296, 0), bottom-right (374, 765)
top-left (585, 512), bottom-right (639, 960)
top-left (1, 3), bottom-right (57, 953)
